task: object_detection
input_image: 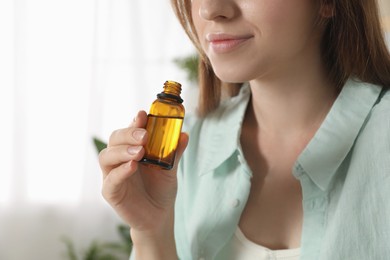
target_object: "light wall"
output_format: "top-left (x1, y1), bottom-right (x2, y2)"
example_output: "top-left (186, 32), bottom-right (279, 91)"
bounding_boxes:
top-left (379, 0), bottom-right (390, 32)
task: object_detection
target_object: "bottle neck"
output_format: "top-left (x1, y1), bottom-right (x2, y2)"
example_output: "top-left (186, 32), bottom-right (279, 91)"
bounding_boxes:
top-left (158, 81), bottom-right (183, 103)
top-left (157, 93), bottom-right (183, 103)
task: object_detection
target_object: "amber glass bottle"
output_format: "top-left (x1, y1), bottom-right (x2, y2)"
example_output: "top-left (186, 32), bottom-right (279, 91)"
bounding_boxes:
top-left (141, 80), bottom-right (185, 170)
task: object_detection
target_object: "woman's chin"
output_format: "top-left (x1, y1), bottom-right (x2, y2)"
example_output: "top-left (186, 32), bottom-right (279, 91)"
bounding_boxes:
top-left (214, 70), bottom-right (250, 84)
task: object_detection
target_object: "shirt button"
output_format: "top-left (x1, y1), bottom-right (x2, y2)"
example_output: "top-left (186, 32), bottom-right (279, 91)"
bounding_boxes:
top-left (231, 199), bottom-right (240, 208)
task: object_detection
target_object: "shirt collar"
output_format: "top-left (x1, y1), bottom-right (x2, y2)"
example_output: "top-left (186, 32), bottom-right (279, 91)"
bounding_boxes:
top-left (197, 79), bottom-right (383, 186)
top-left (198, 84), bottom-right (251, 175)
top-left (295, 79), bottom-right (383, 191)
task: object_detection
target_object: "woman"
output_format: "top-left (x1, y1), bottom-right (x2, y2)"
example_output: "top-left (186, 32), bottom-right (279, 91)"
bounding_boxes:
top-left (99, 0), bottom-right (390, 259)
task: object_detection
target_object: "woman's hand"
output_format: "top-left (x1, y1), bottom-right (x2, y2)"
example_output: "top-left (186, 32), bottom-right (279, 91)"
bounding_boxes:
top-left (99, 110), bottom-right (189, 236)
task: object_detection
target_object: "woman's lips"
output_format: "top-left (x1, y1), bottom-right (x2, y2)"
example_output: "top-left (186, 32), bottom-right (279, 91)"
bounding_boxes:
top-left (206, 33), bottom-right (253, 54)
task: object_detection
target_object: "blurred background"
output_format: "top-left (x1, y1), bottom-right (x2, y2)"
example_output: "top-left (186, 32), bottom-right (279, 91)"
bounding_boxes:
top-left (0, 0), bottom-right (195, 259)
top-left (0, 0), bottom-right (388, 259)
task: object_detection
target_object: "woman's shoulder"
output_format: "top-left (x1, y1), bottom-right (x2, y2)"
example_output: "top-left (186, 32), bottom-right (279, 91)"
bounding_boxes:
top-left (352, 85), bottom-right (390, 167)
top-left (348, 80), bottom-right (390, 134)
top-left (365, 86), bottom-right (390, 132)
top-left (372, 86), bottom-right (390, 113)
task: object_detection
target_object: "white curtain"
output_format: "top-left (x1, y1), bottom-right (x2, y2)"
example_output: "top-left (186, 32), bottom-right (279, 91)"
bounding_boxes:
top-left (0, 0), bottom-right (195, 259)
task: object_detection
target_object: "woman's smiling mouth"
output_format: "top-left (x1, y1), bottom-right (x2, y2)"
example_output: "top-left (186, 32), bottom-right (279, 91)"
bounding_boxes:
top-left (206, 33), bottom-right (254, 54)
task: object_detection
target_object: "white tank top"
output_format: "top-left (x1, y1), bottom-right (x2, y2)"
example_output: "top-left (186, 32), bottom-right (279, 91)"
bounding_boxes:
top-left (221, 227), bottom-right (301, 260)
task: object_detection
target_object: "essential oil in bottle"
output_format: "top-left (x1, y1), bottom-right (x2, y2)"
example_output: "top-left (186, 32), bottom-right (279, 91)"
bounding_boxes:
top-left (140, 80), bottom-right (185, 170)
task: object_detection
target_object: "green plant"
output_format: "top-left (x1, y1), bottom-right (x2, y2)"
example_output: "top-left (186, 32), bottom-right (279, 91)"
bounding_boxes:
top-left (61, 222), bottom-right (132, 260)
top-left (93, 137), bottom-right (107, 153)
top-left (173, 54), bottom-right (199, 84)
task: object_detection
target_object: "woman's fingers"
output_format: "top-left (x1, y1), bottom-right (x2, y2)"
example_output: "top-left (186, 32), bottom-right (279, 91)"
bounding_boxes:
top-left (108, 111), bottom-right (149, 147)
top-left (102, 160), bottom-right (139, 203)
top-left (101, 110), bottom-right (149, 176)
top-left (131, 110), bottom-right (148, 128)
top-left (99, 145), bottom-right (145, 177)
top-left (108, 127), bottom-right (147, 147)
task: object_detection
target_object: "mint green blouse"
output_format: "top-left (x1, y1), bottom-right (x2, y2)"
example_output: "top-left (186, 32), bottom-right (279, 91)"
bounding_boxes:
top-left (173, 79), bottom-right (390, 260)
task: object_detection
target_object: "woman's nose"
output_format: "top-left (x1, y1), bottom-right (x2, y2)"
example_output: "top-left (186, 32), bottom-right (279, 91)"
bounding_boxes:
top-left (199, 0), bottom-right (236, 21)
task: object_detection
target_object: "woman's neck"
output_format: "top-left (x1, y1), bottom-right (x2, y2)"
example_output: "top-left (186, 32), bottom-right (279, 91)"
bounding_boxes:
top-left (247, 64), bottom-right (339, 139)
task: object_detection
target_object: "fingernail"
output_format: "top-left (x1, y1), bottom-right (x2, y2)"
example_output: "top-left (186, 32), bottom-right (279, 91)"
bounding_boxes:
top-left (132, 129), bottom-right (146, 141)
top-left (127, 146), bottom-right (142, 155)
